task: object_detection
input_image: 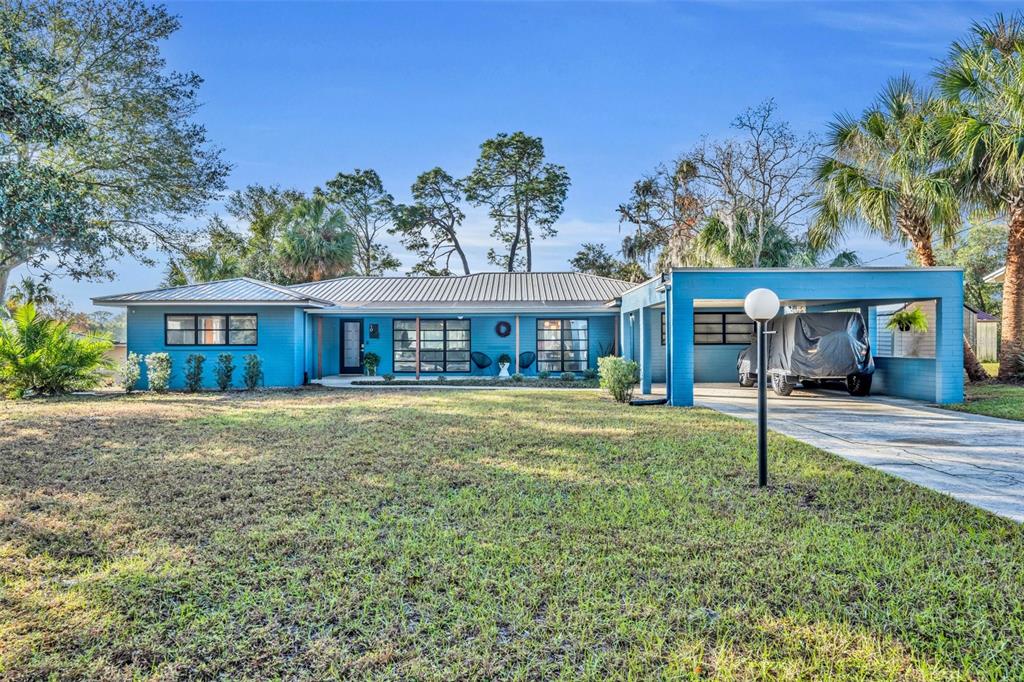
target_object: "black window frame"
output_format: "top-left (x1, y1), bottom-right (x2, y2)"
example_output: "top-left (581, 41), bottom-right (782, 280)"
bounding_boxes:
top-left (164, 313), bottom-right (259, 347)
top-left (693, 312), bottom-right (754, 346)
top-left (392, 318), bottom-right (472, 374)
top-left (536, 318), bottom-right (589, 374)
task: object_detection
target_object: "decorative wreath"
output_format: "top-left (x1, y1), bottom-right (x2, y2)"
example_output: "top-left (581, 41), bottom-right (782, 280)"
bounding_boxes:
top-left (495, 320), bottom-right (512, 337)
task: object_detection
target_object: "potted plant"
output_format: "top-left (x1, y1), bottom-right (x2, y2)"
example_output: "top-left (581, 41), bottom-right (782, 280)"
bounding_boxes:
top-left (363, 351), bottom-right (381, 376)
top-left (497, 353), bottom-right (512, 378)
top-left (887, 308), bottom-right (928, 333)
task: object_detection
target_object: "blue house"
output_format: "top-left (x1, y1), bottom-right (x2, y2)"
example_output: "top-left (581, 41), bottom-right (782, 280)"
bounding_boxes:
top-left (94, 267), bottom-right (965, 405)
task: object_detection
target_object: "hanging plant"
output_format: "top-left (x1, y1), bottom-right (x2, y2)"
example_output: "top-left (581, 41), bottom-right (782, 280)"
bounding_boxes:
top-left (887, 309), bottom-right (928, 333)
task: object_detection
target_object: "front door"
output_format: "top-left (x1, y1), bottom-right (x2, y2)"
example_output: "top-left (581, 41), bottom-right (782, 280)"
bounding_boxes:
top-left (340, 320), bottom-right (364, 374)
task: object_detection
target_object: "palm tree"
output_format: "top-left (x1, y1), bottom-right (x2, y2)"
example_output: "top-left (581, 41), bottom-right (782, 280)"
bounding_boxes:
top-left (811, 77), bottom-right (990, 381)
top-left (688, 214), bottom-right (859, 268)
top-left (277, 196), bottom-right (355, 282)
top-left (5, 276), bottom-right (57, 312)
top-left (935, 12), bottom-right (1024, 380)
top-left (810, 76), bottom-right (960, 266)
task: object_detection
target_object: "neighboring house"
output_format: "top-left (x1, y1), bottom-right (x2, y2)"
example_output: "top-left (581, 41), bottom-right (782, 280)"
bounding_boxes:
top-left (984, 266), bottom-right (1005, 284)
top-left (94, 267), bottom-right (966, 405)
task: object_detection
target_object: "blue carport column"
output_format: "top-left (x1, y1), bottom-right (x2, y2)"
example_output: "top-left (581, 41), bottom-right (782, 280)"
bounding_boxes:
top-left (936, 295), bottom-right (965, 404)
top-left (669, 296), bottom-right (694, 406)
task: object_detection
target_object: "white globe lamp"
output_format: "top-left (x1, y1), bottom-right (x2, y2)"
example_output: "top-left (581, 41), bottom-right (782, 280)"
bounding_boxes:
top-left (744, 288), bottom-right (780, 321)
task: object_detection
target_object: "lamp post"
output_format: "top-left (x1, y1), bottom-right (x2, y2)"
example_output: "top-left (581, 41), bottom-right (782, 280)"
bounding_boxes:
top-left (744, 288), bottom-right (780, 488)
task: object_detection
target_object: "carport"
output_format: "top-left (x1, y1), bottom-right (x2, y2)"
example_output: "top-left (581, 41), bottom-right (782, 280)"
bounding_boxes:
top-left (619, 268), bottom-right (964, 407)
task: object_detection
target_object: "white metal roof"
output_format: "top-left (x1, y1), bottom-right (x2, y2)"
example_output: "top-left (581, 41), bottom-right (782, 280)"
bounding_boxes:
top-left (92, 277), bottom-right (333, 306)
top-left (289, 272), bottom-right (633, 306)
top-left (93, 272), bottom-right (634, 308)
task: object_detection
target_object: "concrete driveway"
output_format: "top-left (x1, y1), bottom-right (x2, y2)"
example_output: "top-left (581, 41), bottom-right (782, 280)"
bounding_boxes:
top-left (695, 383), bottom-right (1024, 522)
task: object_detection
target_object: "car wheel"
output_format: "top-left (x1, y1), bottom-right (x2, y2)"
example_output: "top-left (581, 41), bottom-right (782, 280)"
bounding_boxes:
top-left (771, 373), bottom-right (794, 396)
top-left (846, 373), bottom-right (872, 396)
top-left (739, 371), bottom-right (755, 387)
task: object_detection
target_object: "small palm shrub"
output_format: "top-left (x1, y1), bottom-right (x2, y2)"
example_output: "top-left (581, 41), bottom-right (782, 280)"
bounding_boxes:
top-left (435, 375), bottom-right (447, 383)
top-left (560, 371), bottom-right (575, 381)
top-left (538, 371), bottom-right (551, 380)
top-left (0, 304), bottom-right (113, 398)
top-left (510, 372), bottom-right (524, 382)
top-left (583, 367), bottom-right (598, 380)
top-left (242, 354), bottom-right (263, 390)
top-left (382, 373), bottom-right (396, 383)
top-left (184, 354), bottom-right (205, 392)
top-left (598, 355), bottom-right (639, 403)
top-left (215, 353), bottom-right (235, 391)
top-left (119, 352), bottom-right (143, 393)
top-left (145, 353), bottom-right (172, 392)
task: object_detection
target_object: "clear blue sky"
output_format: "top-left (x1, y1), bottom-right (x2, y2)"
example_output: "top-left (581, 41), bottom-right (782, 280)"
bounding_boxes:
top-left (29, 1), bottom-right (1003, 311)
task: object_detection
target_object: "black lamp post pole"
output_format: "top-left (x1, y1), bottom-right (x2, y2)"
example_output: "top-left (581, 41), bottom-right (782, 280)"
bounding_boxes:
top-left (756, 319), bottom-right (768, 487)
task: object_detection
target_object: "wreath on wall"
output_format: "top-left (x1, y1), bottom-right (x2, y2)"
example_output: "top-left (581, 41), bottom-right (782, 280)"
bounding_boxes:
top-left (495, 320), bottom-right (512, 337)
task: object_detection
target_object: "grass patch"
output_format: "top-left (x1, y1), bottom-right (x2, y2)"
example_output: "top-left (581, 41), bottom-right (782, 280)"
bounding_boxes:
top-left (946, 381), bottom-right (1024, 421)
top-left (1, 389), bottom-right (1021, 679)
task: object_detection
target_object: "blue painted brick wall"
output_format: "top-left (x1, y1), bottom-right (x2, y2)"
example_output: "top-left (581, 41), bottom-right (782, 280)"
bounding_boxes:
top-left (126, 305), bottom-right (305, 390)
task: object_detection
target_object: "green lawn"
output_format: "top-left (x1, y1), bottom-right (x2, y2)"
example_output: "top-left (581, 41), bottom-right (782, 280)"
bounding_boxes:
top-left (1, 389), bottom-right (1021, 680)
top-left (948, 381), bottom-right (1024, 421)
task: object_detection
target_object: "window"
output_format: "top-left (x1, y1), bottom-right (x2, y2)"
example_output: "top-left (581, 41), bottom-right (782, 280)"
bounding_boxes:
top-left (694, 312), bottom-right (754, 345)
top-left (392, 319), bottom-right (471, 373)
top-left (661, 312), bottom-right (666, 346)
top-left (537, 319), bottom-right (588, 373)
top-left (164, 314), bottom-right (258, 346)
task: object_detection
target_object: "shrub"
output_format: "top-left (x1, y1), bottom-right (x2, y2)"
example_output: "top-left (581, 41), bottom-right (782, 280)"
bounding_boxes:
top-left (598, 355), bottom-right (639, 403)
top-left (145, 353), bottom-right (172, 393)
top-left (242, 354), bottom-right (263, 390)
top-left (119, 352), bottom-right (142, 393)
top-left (0, 304), bottom-right (113, 398)
top-left (215, 353), bottom-right (235, 391)
top-left (435, 375), bottom-right (447, 383)
top-left (184, 354), bottom-right (205, 392)
top-left (497, 353), bottom-right (512, 366)
top-left (887, 308), bottom-right (928, 333)
top-left (538, 370), bottom-right (551, 380)
top-left (382, 372), bottom-right (396, 383)
top-left (583, 367), bottom-right (598, 380)
top-left (560, 371), bottom-right (576, 381)
top-left (363, 351), bottom-right (381, 376)
top-left (510, 372), bottom-right (525, 382)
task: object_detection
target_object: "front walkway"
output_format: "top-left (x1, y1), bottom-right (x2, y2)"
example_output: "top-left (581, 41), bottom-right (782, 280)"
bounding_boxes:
top-left (695, 383), bottom-right (1024, 522)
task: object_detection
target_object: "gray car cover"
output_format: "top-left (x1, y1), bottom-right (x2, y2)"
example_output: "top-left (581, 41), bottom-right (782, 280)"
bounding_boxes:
top-left (737, 312), bottom-right (874, 378)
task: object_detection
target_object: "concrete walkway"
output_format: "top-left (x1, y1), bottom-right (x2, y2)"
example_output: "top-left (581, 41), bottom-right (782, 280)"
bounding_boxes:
top-left (695, 383), bottom-right (1024, 522)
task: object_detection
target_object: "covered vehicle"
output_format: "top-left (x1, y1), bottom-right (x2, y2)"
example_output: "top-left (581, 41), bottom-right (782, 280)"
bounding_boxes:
top-left (737, 312), bottom-right (874, 396)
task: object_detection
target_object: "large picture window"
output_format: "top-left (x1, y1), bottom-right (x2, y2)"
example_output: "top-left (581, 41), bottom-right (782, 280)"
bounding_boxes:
top-left (694, 312), bottom-right (754, 345)
top-left (393, 319), bottom-right (471, 373)
top-left (537, 319), bottom-right (588, 373)
top-left (164, 314), bottom-right (258, 346)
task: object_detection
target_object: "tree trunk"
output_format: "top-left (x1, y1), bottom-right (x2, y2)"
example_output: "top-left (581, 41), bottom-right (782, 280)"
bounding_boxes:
top-left (0, 264), bottom-right (12, 305)
top-left (524, 219), bottom-right (532, 272)
top-left (998, 197), bottom-right (1024, 380)
top-left (904, 217), bottom-right (987, 379)
top-left (452, 238), bottom-right (471, 275)
top-left (963, 335), bottom-right (989, 383)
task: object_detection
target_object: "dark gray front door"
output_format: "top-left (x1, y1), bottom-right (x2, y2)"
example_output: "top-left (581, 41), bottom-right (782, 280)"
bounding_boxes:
top-left (340, 320), bottom-right (363, 374)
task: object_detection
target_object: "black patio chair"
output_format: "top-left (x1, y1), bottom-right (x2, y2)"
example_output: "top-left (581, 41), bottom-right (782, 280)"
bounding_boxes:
top-left (518, 351), bottom-right (536, 370)
top-left (471, 352), bottom-right (493, 370)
